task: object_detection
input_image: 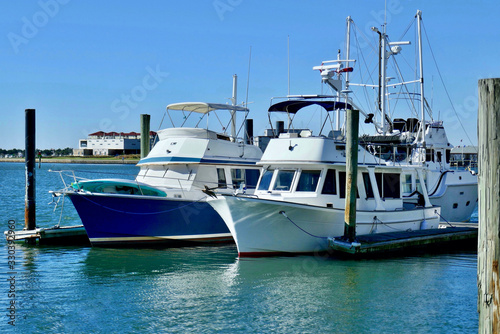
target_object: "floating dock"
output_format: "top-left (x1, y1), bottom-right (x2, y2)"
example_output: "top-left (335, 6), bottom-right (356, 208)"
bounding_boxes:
top-left (329, 226), bottom-right (477, 257)
top-left (5, 225), bottom-right (90, 246)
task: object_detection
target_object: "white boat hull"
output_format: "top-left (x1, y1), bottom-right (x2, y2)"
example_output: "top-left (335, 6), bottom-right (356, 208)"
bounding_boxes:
top-left (209, 195), bottom-right (441, 257)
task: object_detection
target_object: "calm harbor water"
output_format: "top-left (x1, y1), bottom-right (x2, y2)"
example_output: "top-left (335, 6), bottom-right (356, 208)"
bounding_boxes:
top-left (1, 162), bottom-right (478, 333)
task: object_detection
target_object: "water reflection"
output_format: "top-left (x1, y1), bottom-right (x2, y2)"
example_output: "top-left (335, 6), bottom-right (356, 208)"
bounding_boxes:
top-left (0, 162), bottom-right (479, 333)
top-left (81, 245), bottom-right (237, 278)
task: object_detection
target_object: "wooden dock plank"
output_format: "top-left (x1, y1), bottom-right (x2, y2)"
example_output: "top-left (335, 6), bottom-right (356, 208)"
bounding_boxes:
top-left (329, 227), bottom-right (477, 256)
top-left (5, 225), bottom-right (90, 246)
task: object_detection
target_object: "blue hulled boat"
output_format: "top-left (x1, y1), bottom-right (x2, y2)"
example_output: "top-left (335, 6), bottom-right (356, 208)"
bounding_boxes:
top-left (56, 100), bottom-right (262, 247)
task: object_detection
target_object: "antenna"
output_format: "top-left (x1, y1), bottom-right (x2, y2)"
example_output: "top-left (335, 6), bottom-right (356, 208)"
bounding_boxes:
top-left (245, 46), bottom-right (252, 108)
top-left (384, 0), bottom-right (387, 29)
top-left (287, 35), bottom-right (290, 95)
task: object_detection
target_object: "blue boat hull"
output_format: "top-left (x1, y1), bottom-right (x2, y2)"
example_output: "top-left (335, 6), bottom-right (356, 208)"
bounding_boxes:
top-left (66, 193), bottom-right (233, 247)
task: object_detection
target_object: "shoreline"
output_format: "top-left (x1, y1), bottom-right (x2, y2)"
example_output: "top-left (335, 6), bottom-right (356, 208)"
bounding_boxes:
top-left (0, 158), bottom-right (139, 164)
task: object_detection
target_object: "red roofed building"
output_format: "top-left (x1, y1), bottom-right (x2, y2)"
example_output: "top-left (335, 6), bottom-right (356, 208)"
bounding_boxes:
top-left (74, 130), bottom-right (157, 156)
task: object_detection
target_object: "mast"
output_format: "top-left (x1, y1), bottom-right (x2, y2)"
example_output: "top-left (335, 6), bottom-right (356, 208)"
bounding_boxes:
top-left (231, 74), bottom-right (237, 142)
top-left (341, 16), bottom-right (353, 132)
top-left (371, 26), bottom-right (387, 134)
top-left (380, 28), bottom-right (388, 134)
top-left (335, 50), bottom-right (341, 131)
top-left (417, 10), bottom-right (425, 144)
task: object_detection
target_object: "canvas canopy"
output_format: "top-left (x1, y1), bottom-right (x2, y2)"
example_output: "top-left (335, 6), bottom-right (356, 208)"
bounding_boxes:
top-left (268, 100), bottom-right (352, 114)
top-left (167, 102), bottom-right (248, 114)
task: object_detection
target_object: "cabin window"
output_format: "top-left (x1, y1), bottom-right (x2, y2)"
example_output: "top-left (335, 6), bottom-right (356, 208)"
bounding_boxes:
top-left (273, 170), bottom-right (295, 191)
top-left (382, 173), bottom-right (401, 198)
top-left (446, 149), bottom-right (451, 163)
top-left (426, 149), bottom-right (434, 162)
top-left (402, 174), bottom-right (412, 194)
top-left (217, 168), bottom-right (226, 188)
top-left (231, 169), bottom-right (245, 189)
top-left (321, 169), bottom-right (337, 195)
top-left (338, 171), bottom-right (359, 199)
top-left (296, 170), bottom-right (321, 192)
top-left (229, 168), bottom-right (260, 189)
top-left (371, 172), bottom-right (401, 198)
top-left (416, 173), bottom-right (427, 193)
top-left (257, 169), bottom-right (274, 191)
top-left (245, 169), bottom-right (260, 190)
top-left (362, 173), bottom-right (374, 198)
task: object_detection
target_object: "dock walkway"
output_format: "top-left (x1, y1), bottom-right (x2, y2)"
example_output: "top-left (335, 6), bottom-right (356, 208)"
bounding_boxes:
top-left (329, 226), bottom-right (477, 257)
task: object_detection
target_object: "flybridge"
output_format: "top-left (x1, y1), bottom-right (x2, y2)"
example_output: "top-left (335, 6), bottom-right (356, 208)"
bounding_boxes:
top-left (268, 100), bottom-right (353, 114)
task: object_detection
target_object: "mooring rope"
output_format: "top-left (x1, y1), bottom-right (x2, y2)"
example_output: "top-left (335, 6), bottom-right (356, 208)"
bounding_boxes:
top-left (371, 216), bottom-right (413, 232)
top-left (434, 209), bottom-right (454, 228)
top-left (279, 211), bottom-right (328, 239)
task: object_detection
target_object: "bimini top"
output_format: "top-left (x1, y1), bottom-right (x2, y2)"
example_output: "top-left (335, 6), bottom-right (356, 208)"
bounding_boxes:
top-left (167, 102), bottom-right (249, 114)
top-left (268, 100), bottom-right (352, 114)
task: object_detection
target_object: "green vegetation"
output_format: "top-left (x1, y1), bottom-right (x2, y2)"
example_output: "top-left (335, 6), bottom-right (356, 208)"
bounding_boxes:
top-left (0, 147), bottom-right (73, 157)
top-left (0, 148), bottom-right (140, 162)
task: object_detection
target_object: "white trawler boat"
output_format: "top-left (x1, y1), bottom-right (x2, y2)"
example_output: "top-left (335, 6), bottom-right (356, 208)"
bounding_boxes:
top-left (208, 99), bottom-right (441, 257)
top-left (314, 10), bottom-right (477, 223)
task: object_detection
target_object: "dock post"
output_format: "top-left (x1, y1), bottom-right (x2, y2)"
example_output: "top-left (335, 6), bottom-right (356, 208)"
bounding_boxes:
top-left (478, 78), bottom-right (500, 333)
top-left (24, 109), bottom-right (36, 236)
top-left (344, 109), bottom-right (359, 242)
top-left (140, 114), bottom-right (151, 159)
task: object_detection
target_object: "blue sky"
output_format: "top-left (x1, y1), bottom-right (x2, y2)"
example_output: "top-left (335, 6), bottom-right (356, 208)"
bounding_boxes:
top-left (0, 0), bottom-right (498, 149)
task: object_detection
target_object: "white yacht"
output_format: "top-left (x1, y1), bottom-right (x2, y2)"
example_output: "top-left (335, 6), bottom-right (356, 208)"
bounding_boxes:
top-left (208, 99), bottom-right (441, 257)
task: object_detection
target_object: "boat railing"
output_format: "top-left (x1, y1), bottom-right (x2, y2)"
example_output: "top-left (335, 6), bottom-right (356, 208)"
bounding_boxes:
top-left (450, 160), bottom-right (478, 170)
top-left (50, 168), bottom-right (258, 198)
top-left (49, 169), bottom-right (150, 195)
top-left (49, 169), bottom-right (84, 189)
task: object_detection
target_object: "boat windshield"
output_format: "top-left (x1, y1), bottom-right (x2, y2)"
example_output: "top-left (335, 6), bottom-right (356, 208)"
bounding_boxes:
top-left (272, 170), bottom-right (295, 191)
top-left (296, 170), bottom-right (321, 192)
top-left (257, 169), bottom-right (274, 191)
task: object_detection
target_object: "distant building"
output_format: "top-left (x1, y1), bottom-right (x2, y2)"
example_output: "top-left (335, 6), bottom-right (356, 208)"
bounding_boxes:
top-left (73, 131), bottom-right (157, 156)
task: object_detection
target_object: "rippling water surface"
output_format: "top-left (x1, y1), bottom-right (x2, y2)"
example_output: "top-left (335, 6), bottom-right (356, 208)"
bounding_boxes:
top-left (0, 162), bottom-right (478, 333)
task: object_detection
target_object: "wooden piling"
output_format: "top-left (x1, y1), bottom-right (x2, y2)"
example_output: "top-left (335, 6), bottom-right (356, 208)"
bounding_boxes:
top-left (478, 78), bottom-right (500, 333)
top-left (344, 109), bottom-right (359, 242)
top-left (140, 114), bottom-right (151, 159)
top-left (24, 109), bottom-right (36, 234)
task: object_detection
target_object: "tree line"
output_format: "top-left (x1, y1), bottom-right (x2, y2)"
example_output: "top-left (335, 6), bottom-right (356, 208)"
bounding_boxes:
top-left (0, 148), bottom-right (74, 157)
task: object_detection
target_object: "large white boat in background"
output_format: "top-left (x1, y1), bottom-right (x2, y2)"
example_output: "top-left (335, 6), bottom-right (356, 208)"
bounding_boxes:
top-left (313, 10), bottom-right (477, 223)
top-left (208, 99), bottom-right (441, 257)
top-left (207, 10), bottom-right (476, 257)
top-left (55, 77), bottom-right (263, 247)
